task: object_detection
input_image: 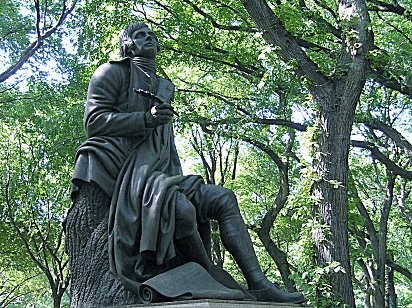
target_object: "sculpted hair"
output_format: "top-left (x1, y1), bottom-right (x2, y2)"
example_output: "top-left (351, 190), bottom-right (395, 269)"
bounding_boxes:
top-left (119, 22), bottom-right (160, 57)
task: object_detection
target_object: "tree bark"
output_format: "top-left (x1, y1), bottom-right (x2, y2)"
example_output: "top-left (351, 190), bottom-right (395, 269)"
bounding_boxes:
top-left (375, 175), bottom-right (395, 307)
top-left (65, 182), bottom-right (140, 307)
top-left (386, 264), bottom-right (397, 307)
top-left (311, 98), bottom-right (355, 306)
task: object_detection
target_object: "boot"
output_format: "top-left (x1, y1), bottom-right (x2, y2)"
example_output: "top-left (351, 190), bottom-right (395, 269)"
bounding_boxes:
top-left (219, 216), bottom-right (305, 304)
top-left (248, 283), bottom-right (305, 303)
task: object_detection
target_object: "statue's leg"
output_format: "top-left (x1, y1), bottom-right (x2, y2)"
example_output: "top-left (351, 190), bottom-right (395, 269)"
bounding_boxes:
top-left (174, 192), bottom-right (250, 294)
top-left (174, 192), bottom-right (213, 270)
top-left (194, 184), bottom-right (305, 304)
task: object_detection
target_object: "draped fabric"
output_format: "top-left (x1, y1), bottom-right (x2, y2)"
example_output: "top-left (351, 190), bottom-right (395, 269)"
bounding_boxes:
top-left (108, 122), bottom-right (182, 289)
top-left (71, 58), bottom-right (203, 291)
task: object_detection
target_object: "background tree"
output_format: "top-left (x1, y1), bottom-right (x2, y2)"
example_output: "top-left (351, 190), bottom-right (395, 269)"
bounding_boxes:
top-left (1, 0), bottom-right (411, 307)
top-left (0, 0), bottom-right (79, 83)
top-left (0, 80), bottom-right (83, 307)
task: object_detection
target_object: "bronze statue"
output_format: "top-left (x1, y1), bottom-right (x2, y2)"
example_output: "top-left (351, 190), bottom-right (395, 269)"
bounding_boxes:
top-left (66, 22), bottom-right (304, 305)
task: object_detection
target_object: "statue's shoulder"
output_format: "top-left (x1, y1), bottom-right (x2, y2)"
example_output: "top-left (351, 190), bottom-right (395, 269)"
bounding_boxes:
top-left (91, 58), bottom-right (130, 81)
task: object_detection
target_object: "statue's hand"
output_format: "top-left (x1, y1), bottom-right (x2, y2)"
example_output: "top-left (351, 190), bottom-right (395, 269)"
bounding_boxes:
top-left (145, 103), bottom-right (175, 128)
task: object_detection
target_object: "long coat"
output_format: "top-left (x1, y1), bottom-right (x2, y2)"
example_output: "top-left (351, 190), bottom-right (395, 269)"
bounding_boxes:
top-left (72, 58), bottom-right (202, 291)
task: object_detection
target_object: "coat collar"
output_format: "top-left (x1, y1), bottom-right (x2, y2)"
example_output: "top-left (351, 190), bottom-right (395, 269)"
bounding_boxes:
top-left (108, 57), bottom-right (131, 64)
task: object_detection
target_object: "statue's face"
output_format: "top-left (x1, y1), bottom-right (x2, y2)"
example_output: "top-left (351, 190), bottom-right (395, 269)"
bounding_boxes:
top-left (129, 26), bottom-right (159, 59)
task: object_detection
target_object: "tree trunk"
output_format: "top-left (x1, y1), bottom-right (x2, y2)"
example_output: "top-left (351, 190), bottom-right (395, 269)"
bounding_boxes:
top-left (65, 182), bottom-right (140, 307)
top-left (211, 221), bottom-right (224, 267)
top-left (386, 264), bottom-right (397, 307)
top-left (312, 97), bottom-right (355, 305)
top-left (355, 239), bottom-right (374, 308)
top-left (53, 293), bottom-right (62, 308)
top-left (375, 175), bottom-right (395, 307)
top-left (240, 1), bottom-right (372, 304)
top-left (310, 1), bottom-right (372, 305)
top-left (257, 169), bottom-right (297, 292)
top-left (258, 226), bottom-right (296, 292)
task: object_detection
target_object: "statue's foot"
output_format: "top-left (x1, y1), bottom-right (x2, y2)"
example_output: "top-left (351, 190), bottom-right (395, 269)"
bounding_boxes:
top-left (248, 283), bottom-right (305, 304)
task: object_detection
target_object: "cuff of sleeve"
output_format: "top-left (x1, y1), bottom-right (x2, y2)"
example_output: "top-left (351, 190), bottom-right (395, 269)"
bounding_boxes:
top-left (128, 112), bottom-right (151, 135)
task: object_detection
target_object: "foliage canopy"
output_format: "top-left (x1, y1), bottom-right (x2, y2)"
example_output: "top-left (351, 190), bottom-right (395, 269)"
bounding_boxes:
top-left (0, 0), bottom-right (411, 307)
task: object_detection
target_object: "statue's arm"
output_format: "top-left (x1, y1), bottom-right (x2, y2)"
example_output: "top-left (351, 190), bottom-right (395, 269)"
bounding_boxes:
top-left (84, 63), bottom-right (149, 138)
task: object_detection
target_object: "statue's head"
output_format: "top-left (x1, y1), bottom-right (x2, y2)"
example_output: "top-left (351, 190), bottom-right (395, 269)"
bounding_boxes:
top-left (119, 22), bottom-right (160, 59)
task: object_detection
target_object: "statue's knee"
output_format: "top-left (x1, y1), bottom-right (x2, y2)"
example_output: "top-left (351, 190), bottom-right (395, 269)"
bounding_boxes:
top-left (211, 188), bottom-right (240, 219)
top-left (225, 189), bottom-right (238, 206)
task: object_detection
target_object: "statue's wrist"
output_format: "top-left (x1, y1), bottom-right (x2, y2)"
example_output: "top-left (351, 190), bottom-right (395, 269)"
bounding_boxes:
top-left (144, 112), bottom-right (154, 128)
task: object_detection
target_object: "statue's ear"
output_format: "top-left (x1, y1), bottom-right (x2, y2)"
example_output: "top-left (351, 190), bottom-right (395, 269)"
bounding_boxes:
top-left (123, 37), bottom-right (134, 56)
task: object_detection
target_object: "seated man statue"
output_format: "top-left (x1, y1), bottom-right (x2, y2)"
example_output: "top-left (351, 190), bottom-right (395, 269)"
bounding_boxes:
top-left (66, 21), bottom-right (304, 305)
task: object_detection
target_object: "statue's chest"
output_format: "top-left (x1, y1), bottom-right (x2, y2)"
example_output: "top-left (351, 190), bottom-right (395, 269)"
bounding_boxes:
top-left (127, 68), bottom-right (158, 112)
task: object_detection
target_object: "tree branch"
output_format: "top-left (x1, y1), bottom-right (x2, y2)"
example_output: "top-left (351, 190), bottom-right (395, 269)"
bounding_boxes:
top-left (386, 259), bottom-right (412, 281)
top-left (242, 136), bottom-right (286, 171)
top-left (368, 0), bottom-right (408, 18)
top-left (370, 67), bottom-right (412, 97)
top-left (0, 0), bottom-right (79, 83)
top-left (241, 0), bottom-right (330, 88)
top-left (351, 140), bottom-right (412, 179)
top-left (359, 118), bottom-right (412, 156)
top-left (376, 12), bottom-right (412, 45)
top-left (165, 45), bottom-right (259, 76)
top-left (181, 0), bottom-right (257, 32)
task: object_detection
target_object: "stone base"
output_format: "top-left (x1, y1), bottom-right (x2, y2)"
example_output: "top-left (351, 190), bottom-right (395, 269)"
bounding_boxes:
top-left (113, 299), bottom-right (307, 307)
